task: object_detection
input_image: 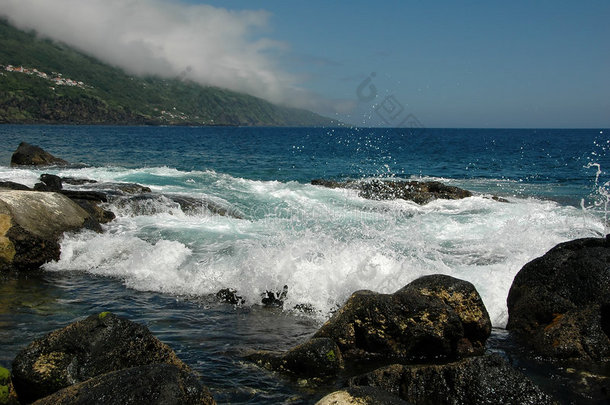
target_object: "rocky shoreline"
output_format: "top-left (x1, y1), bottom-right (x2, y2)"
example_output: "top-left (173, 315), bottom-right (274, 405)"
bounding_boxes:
top-left (1, 143), bottom-right (609, 404)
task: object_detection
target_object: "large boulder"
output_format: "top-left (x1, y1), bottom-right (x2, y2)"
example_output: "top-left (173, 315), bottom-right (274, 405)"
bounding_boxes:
top-left (0, 191), bottom-right (101, 271)
top-left (506, 236), bottom-right (610, 360)
top-left (348, 354), bottom-right (557, 405)
top-left (10, 142), bottom-right (68, 167)
top-left (398, 275), bottom-right (491, 356)
top-left (312, 275), bottom-right (490, 362)
top-left (311, 179), bottom-right (472, 205)
top-left (32, 364), bottom-right (215, 405)
top-left (11, 312), bottom-right (192, 403)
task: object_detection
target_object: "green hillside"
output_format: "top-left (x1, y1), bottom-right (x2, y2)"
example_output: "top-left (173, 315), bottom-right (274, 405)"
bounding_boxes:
top-left (0, 19), bottom-right (337, 126)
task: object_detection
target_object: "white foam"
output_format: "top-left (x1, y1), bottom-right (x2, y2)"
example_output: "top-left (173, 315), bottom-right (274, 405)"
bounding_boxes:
top-left (41, 170), bottom-right (604, 328)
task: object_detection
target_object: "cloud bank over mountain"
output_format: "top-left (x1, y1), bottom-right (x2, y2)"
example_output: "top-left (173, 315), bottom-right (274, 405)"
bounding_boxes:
top-left (0, 0), bottom-right (333, 110)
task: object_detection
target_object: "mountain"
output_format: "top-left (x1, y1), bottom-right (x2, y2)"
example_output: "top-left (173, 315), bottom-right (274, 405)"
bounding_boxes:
top-left (0, 19), bottom-right (337, 126)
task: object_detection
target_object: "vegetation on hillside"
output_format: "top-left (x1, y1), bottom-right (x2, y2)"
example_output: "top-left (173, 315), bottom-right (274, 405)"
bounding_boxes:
top-left (0, 19), bottom-right (336, 126)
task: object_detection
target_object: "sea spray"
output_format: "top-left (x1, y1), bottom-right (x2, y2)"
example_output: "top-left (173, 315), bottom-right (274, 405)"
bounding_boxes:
top-left (36, 168), bottom-right (604, 327)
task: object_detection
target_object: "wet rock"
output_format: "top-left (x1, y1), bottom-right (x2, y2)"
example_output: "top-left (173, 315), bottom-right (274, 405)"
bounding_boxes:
top-left (32, 364), bottom-right (216, 405)
top-left (0, 366), bottom-right (19, 405)
top-left (11, 312), bottom-right (191, 403)
top-left (61, 177), bottom-right (98, 186)
top-left (59, 190), bottom-right (108, 202)
top-left (34, 174), bottom-right (63, 192)
top-left (507, 236), bottom-right (610, 360)
top-left (311, 179), bottom-right (472, 205)
top-left (246, 337), bottom-right (344, 380)
top-left (0, 191), bottom-right (101, 271)
top-left (0, 181), bottom-right (31, 191)
top-left (112, 193), bottom-right (243, 219)
top-left (348, 354), bottom-right (557, 405)
top-left (216, 288), bottom-right (244, 305)
top-left (398, 275), bottom-right (491, 356)
top-left (71, 199), bottom-right (115, 224)
top-left (312, 283), bottom-right (474, 362)
top-left (261, 285), bottom-right (288, 307)
top-left (10, 142), bottom-right (68, 167)
top-left (316, 386), bottom-right (410, 405)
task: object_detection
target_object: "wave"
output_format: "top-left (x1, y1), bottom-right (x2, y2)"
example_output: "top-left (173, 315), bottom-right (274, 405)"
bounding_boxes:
top-left (15, 165), bottom-right (600, 328)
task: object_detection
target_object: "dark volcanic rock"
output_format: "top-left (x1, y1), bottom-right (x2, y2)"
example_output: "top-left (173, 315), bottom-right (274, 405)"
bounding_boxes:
top-left (71, 199), bottom-right (115, 224)
top-left (348, 354), bottom-right (556, 405)
top-left (61, 177), bottom-right (98, 186)
top-left (311, 179), bottom-right (472, 205)
top-left (32, 364), bottom-right (215, 405)
top-left (216, 288), bottom-right (244, 305)
top-left (507, 236), bottom-right (610, 360)
top-left (11, 312), bottom-right (191, 403)
top-left (0, 181), bottom-right (31, 191)
top-left (312, 275), bottom-right (490, 362)
top-left (398, 275), bottom-right (491, 356)
top-left (10, 142), bottom-right (68, 167)
top-left (59, 190), bottom-right (108, 202)
top-left (246, 337), bottom-right (344, 380)
top-left (40, 174), bottom-right (62, 191)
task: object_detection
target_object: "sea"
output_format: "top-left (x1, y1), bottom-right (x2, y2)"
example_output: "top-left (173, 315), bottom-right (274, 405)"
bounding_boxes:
top-left (0, 125), bottom-right (609, 403)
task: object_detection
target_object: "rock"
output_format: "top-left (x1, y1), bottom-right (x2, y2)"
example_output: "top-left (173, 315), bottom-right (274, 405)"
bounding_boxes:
top-left (312, 275), bottom-right (490, 362)
top-left (261, 285), bottom-right (288, 307)
top-left (39, 174), bottom-right (63, 191)
top-left (0, 366), bottom-right (19, 405)
top-left (11, 312), bottom-right (191, 403)
top-left (70, 199), bottom-right (115, 224)
top-left (216, 288), bottom-right (244, 305)
top-left (0, 181), bottom-right (31, 191)
top-left (316, 386), bottom-right (410, 405)
top-left (246, 337), bottom-right (344, 380)
top-left (348, 354), bottom-right (557, 405)
top-left (31, 364), bottom-right (216, 405)
top-left (0, 191), bottom-right (101, 271)
top-left (59, 190), bottom-right (108, 202)
top-left (311, 179), bottom-right (472, 205)
top-left (506, 236), bottom-right (610, 360)
top-left (10, 142), bottom-right (68, 167)
top-left (61, 177), bottom-right (98, 186)
top-left (113, 194), bottom-right (244, 219)
top-left (398, 275), bottom-right (491, 356)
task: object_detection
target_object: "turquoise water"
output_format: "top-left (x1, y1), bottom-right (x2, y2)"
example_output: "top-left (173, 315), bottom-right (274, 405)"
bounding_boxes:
top-left (1, 125), bottom-right (609, 403)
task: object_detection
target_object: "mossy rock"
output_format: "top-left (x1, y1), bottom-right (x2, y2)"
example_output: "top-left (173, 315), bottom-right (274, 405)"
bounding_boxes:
top-left (11, 312), bottom-right (191, 403)
top-left (0, 366), bottom-right (19, 405)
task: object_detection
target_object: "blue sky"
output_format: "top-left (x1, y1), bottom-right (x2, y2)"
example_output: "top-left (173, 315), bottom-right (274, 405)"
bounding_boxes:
top-left (196, 0), bottom-right (609, 128)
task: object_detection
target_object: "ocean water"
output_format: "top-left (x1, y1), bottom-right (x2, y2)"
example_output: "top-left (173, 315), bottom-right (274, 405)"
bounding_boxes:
top-left (1, 125), bottom-right (609, 403)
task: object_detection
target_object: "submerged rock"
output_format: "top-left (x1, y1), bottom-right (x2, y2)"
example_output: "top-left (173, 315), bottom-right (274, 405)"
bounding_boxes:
top-left (10, 142), bottom-right (68, 167)
top-left (32, 364), bottom-right (215, 405)
top-left (11, 312), bottom-right (192, 403)
top-left (112, 193), bottom-right (243, 219)
top-left (311, 179), bottom-right (472, 205)
top-left (507, 235), bottom-right (610, 360)
top-left (246, 337), bottom-right (344, 381)
top-left (348, 354), bottom-right (557, 405)
top-left (0, 190), bottom-right (101, 271)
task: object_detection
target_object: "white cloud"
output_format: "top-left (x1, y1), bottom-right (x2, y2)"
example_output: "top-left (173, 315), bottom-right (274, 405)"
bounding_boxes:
top-left (0, 0), bottom-right (318, 108)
